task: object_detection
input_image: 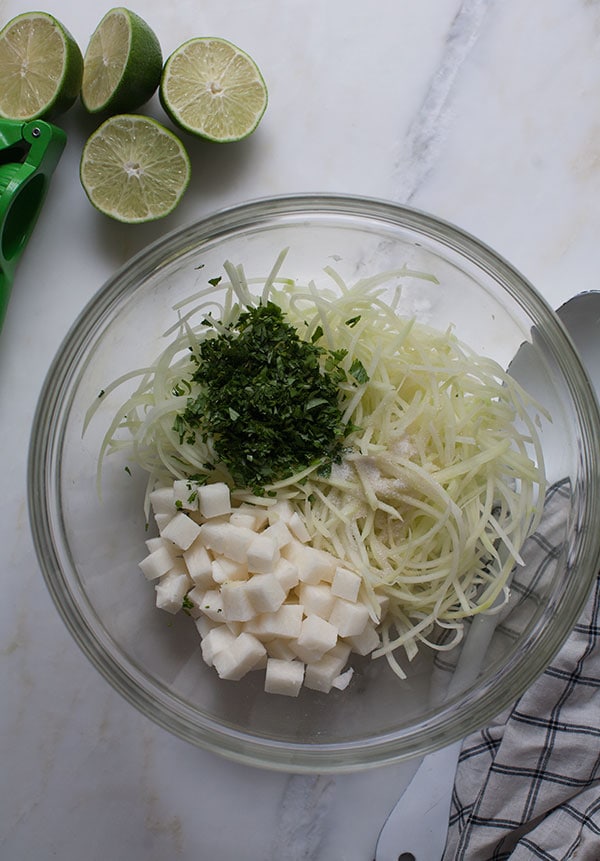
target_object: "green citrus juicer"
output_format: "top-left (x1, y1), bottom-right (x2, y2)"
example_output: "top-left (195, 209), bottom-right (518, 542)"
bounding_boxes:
top-left (0, 118), bottom-right (66, 331)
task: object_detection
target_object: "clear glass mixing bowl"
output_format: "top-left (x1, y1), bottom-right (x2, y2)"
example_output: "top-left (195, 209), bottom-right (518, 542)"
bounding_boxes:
top-left (28, 194), bottom-right (600, 772)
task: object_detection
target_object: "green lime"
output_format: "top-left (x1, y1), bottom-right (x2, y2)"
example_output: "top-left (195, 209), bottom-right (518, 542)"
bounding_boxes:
top-left (160, 37), bottom-right (268, 143)
top-left (79, 114), bottom-right (191, 223)
top-left (0, 11), bottom-right (83, 121)
top-left (81, 7), bottom-right (162, 114)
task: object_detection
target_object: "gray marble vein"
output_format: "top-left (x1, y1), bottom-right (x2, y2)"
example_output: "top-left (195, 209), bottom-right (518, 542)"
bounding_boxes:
top-left (394, 0), bottom-right (495, 204)
top-left (270, 774), bottom-right (336, 860)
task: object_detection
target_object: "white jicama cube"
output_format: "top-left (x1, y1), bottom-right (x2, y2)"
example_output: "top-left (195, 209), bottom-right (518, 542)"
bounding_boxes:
top-left (149, 485), bottom-right (178, 515)
top-left (195, 614), bottom-right (218, 638)
top-left (287, 511), bottom-right (311, 543)
top-left (212, 557), bottom-right (248, 584)
top-left (172, 479), bottom-right (200, 511)
top-left (228, 511), bottom-right (258, 531)
top-left (303, 642), bottom-right (351, 693)
top-left (200, 589), bottom-right (225, 622)
top-left (331, 566), bottom-right (362, 603)
top-left (266, 499), bottom-right (294, 524)
top-left (221, 581), bottom-right (255, 622)
top-left (297, 614), bottom-right (338, 657)
top-left (264, 658), bottom-right (305, 697)
top-left (198, 482), bottom-right (231, 519)
top-left (200, 624), bottom-right (237, 666)
top-left (139, 544), bottom-right (176, 581)
top-left (244, 572), bottom-right (286, 614)
top-left (329, 598), bottom-right (370, 638)
top-left (183, 541), bottom-right (214, 588)
top-left (231, 504), bottom-right (270, 531)
top-left (273, 558), bottom-right (299, 592)
top-left (155, 570), bottom-right (190, 614)
top-left (154, 512), bottom-right (172, 532)
top-left (246, 533), bottom-right (280, 574)
top-left (145, 536), bottom-right (170, 553)
top-left (199, 522), bottom-right (256, 563)
top-left (262, 520), bottom-right (293, 549)
top-left (297, 582), bottom-right (335, 618)
top-left (266, 639), bottom-right (297, 661)
top-left (161, 511), bottom-right (202, 550)
top-left (213, 632), bottom-right (266, 681)
top-left (244, 603), bottom-right (304, 640)
top-left (347, 622), bottom-right (381, 656)
top-left (283, 541), bottom-right (337, 584)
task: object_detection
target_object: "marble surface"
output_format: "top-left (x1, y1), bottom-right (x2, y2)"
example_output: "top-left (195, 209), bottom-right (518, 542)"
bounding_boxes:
top-left (2, 1), bottom-right (600, 858)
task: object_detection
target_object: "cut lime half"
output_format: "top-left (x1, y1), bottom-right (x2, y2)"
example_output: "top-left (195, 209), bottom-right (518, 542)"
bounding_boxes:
top-left (79, 114), bottom-right (191, 223)
top-left (0, 11), bottom-right (83, 120)
top-left (160, 37), bottom-right (268, 142)
top-left (81, 7), bottom-right (163, 114)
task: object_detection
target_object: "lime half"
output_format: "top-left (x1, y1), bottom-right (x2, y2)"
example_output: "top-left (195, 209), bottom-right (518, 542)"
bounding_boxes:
top-left (160, 37), bottom-right (268, 142)
top-left (80, 114), bottom-right (191, 223)
top-left (81, 7), bottom-right (163, 114)
top-left (0, 11), bottom-right (83, 120)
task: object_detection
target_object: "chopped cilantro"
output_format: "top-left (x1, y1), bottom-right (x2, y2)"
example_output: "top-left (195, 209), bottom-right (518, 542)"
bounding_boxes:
top-left (175, 302), bottom-right (361, 493)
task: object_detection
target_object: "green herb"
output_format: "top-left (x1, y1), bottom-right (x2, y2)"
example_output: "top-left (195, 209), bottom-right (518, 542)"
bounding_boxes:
top-left (182, 594), bottom-right (194, 615)
top-left (176, 302), bottom-right (357, 493)
top-left (124, 465), bottom-right (132, 475)
top-left (98, 389), bottom-right (105, 398)
top-left (345, 315), bottom-right (361, 328)
top-left (208, 276), bottom-right (222, 287)
top-left (349, 358), bottom-right (369, 384)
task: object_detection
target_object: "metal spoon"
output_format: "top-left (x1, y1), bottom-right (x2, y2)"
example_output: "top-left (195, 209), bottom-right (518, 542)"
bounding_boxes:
top-left (374, 291), bottom-right (600, 861)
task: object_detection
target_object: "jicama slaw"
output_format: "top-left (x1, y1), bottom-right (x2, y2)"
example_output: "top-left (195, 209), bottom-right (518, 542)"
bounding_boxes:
top-left (86, 250), bottom-right (547, 678)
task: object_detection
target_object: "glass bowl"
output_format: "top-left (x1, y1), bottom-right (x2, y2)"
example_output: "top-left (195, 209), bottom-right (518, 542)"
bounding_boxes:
top-left (28, 194), bottom-right (600, 772)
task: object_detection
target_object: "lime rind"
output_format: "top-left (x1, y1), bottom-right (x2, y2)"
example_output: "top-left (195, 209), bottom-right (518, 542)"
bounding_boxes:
top-left (79, 114), bottom-right (191, 223)
top-left (159, 37), bottom-right (268, 143)
top-left (0, 11), bottom-right (83, 121)
top-left (81, 7), bottom-right (163, 115)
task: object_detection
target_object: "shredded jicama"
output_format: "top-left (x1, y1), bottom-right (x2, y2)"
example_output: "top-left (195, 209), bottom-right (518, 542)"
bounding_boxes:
top-left (86, 250), bottom-right (547, 677)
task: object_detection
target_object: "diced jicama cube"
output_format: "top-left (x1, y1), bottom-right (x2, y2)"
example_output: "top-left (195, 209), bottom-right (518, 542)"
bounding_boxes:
top-left (228, 511), bottom-right (258, 531)
top-left (200, 588), bottom-right (225, 622)
top-left (296, 614), bottom-right (338, 659)
top-left (244, 603), bottom-right (304, 640)
top-left (198, 482), bottom-right (231, 519)
top-left (264, 658), bottom-right (304, 696)
top-left (303, 642), bottom-right (351, 693)
top-left (212, 557), bottom-right (248, 584)
top-left (263, 520), bottom-right (293, 549)
top-left (199, 522), bottom-right (256, 563)
top-left (332, 668), bottom-right (354, 690)
top-left (183, 541), bottom-right (214, 588)
top-left (149, 485), bottom-right (178, 515)
top-left (161, 511), bottom-right (202, 550)
top-left (273, 558), bottom-right (299, 592)
top-left (329, 598), bottom-right (369, 637)
top-left (155, 570), bottom-right (190, 614)
top-left (287, 512), bottom-right (311, 543)
top-left (195, 614), bottom-right (218, 638)
top-left (200, 624), bottom-right (237, 666)
top-left (283, 540), bottom-right (337, 584)
top-left (145, 536), bottom-right (172, 553)
top-left (173, 479), bottom-right (200, 511)
top-left (266, 639), bottom-right (297, 661)
top-left (154, 512), bottom-right (172, 531)
top-left (139, 544), bottom-right (176, 581)
top-left (246, 533), bottom-right (280, 573)
top-left (266, 499), bottom-right (294, 524)
top-left (346, 623), bottom-right (381, 656)
top-left (230, 504), bottom-right (270, 531)
top-left (297, 582), bottom-right (335, 618)
top-left (245, 572), bottom-right (286, 614)
top-left (221, 581), bottom-right (254, 622)
top-left (213, 632), bottom-right (266, 681)
top-left (331, 566), bottom-right (361, 603)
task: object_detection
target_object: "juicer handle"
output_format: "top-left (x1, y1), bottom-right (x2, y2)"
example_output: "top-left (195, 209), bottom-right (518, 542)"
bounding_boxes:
top-left (0, 118), bottom-right (66, 331)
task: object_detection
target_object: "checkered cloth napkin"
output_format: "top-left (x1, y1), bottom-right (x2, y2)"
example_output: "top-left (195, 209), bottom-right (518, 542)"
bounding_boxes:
top-left (442, 481), bottom-right (600, 860)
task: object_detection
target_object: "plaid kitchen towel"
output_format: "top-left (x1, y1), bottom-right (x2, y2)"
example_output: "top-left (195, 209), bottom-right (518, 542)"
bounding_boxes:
top-left (442, 481), bottom-right (600, 861)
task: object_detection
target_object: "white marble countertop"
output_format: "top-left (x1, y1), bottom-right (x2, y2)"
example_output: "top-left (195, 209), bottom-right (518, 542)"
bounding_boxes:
top-left (2, 1), bottom-right (599, 858)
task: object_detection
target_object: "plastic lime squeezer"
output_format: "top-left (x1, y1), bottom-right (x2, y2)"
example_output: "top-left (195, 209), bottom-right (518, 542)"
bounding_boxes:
top-left (0, 117), bottom-right (66, 331)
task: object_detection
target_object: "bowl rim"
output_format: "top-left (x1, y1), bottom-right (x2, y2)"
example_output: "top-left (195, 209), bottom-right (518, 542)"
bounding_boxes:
top-left (27, 192), bottom-right (600, 772)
